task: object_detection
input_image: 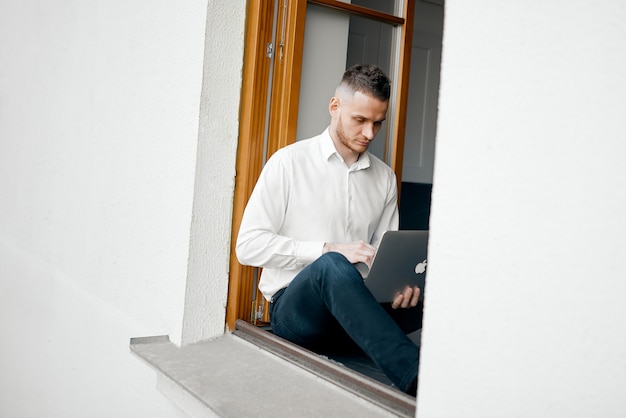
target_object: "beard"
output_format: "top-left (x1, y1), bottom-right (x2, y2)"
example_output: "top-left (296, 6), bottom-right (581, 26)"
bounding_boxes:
top-left (334, 117), bottom-right (369, 154)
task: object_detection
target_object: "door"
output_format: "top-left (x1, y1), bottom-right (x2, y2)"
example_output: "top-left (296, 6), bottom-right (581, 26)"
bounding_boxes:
top-left (402, 1), bottom-right (443, 184)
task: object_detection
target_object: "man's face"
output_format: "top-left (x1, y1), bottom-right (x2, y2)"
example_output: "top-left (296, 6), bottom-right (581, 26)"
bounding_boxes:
top-left (330, 90), bottom-right (389, 156)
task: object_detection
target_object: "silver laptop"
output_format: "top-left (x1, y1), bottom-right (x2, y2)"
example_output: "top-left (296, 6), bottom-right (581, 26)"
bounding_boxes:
top-left (362, 230), bottom-right (429, 304)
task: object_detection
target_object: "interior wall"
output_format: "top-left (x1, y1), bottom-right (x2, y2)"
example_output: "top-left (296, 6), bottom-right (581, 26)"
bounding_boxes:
top-left (418, 1), bottom-right (626, 417)
top-left (297, 4), bottom-right (350, 141)
top-left (0, 0), bottom-right (244, 416)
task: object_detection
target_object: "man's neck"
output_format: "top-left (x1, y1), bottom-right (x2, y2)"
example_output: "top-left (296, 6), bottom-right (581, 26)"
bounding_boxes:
top-left (343, 151), bottom-right (360, 166)
top-left (329, 132), bottom-right (359, 166)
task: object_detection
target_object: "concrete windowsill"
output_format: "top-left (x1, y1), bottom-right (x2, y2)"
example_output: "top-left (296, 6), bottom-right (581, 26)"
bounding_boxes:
top-left (130, 321), bottom-right (415, 418)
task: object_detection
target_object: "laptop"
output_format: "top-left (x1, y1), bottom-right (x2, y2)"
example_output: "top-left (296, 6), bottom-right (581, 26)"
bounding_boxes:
top-left (362, 230), bottom-right (429, 303)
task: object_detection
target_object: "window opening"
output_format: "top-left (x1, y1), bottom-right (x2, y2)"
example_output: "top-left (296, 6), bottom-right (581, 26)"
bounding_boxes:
top-left (227, 0), bottom-right (423, 331)
top-left (223, 0), bottom-right (447, 409)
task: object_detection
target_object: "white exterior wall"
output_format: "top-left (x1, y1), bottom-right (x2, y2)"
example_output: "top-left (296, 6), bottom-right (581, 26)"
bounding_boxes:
top-left (3, 0), bottom-right (626, 417)
top-left (0, 1), bottom-right (245, 416)
top-left (182, 1), bottom-right (246, 344)
top-left (418, 1), bottom-right (626, 417)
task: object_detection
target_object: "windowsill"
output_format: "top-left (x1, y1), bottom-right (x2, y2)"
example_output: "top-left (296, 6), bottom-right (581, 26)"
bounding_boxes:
top-left (130, 320), bottom-right (416, 417)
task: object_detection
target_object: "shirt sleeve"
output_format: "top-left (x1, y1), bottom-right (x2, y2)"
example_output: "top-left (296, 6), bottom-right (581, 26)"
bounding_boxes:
top-left (235, 153), bottom-right (325, 269)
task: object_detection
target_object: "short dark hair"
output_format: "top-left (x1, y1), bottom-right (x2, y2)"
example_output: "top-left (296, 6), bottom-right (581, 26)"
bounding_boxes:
top-left (339, 64), bottom-right (391, 102)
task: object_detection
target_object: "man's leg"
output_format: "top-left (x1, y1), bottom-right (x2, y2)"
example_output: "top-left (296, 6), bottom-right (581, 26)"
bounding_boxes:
top-left (383, 301), bottom-right (423, 334)
top-left (270, 252), bottom-right (419, 393)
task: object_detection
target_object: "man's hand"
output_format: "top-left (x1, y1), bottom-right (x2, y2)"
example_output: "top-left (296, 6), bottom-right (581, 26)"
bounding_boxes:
top-left (323, 241), bottom-right (376, 267)
top-left (391, 286), bottom-right (420, 309)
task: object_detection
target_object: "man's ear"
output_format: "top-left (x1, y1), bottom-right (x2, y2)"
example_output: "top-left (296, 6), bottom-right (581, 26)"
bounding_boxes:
top-left (329, 96), bottom-right (340, 117)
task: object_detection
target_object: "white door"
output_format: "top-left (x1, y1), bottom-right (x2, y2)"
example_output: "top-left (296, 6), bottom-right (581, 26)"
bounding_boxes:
top-left (402, 2), bottom-right (444, 184)
top-left (402, 31), bottom-right (441, 184)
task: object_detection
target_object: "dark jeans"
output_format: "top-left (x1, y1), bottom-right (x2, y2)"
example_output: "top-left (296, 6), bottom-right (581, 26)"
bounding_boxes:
top-left (269, 252), bottom-right (421, 393)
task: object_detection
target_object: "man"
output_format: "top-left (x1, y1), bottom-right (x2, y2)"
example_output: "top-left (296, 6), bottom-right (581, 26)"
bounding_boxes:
top-left (236, 64), bottom-right (421, 395)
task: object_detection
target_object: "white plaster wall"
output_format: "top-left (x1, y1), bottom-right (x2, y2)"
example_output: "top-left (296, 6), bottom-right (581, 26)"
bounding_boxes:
top-left (182, 1), bottom-right (246, 343)
top-left (0, 0), bottom-right (244, 416)
top-left (418, 1), bottom-right (626, 417)
top-left (0, 243), bottom-right (188, 417)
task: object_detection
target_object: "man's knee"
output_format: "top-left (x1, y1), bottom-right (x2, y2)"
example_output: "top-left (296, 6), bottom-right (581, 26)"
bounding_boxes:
top-left (316, 251), bottom-right (355, 275)
top-left (314, 252), bottom-right (363, 286)
top-left (318, 251), bottom-right (350, 265)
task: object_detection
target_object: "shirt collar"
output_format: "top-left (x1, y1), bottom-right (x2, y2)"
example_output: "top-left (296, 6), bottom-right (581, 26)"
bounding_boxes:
top-left (320, 128), bottom-right (338, 161)
top-left (320, 128), bottom-right (371, 170)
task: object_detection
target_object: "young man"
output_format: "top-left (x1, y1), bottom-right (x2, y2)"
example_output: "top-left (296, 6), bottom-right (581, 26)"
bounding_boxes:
top-left (236, 64), bottom-right (421, 395)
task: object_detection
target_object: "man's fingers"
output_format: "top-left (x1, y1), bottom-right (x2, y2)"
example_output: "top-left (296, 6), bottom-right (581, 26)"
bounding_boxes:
top-left (392, 288), bottom-right (412, 309)
top-left (392, 293), bottom-right (403, 309)
top-left (357, 244), bottom-right (376, 267)
top-left (401, 287), bottom-right (412, 308)
top-left (410, 286), bottom-right (420, 307)
top-left (391, 286), bottom-right (421, 309)
top-left (327, 241), bottom-right (376, 265)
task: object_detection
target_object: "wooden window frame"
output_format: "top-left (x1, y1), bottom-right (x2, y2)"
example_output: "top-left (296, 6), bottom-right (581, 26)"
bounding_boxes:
top-left (226, 0), bottom-right (415, 330)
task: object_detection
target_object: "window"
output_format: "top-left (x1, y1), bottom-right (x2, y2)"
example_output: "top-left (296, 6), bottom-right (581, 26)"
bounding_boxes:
top-left (226, 0), bottom-right (418, 329)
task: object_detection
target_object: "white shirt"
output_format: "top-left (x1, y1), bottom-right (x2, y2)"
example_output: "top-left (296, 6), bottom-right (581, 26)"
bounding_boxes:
top-left (236, 128), bottom-right (399, 300)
